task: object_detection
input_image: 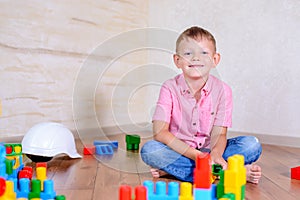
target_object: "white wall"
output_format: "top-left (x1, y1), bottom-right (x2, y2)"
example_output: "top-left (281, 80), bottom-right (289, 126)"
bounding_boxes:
top-left (1, 0), bottom-right (299, 140)
top-left (148, 0), bottom-right (300, 137)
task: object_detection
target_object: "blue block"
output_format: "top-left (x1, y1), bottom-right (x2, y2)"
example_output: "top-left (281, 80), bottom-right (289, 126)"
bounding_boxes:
top-left (194, 187), bottom-right (212, 200)
top-left (211, 184), bottom-right (217, 200)
top-left (143, 180), bottom-right (179, 200)
top-left (40, 180), bottom-right (56, 200)
top-left (93, 140), bottom-right (118, 149)
top-left (17, 178), bottom-right (30, 198)
top-left (95, 145), bottom-right (114, 155)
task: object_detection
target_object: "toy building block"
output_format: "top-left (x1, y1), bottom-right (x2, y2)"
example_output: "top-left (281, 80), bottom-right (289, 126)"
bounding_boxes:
top-left (28, 179), bottom-right (41, 199)
top-left (291, 166), bottom-right (300, 180)
top-left (16, 178), bottom-right (30, 198)
top-left (179, 182), bottom-right (193, 200)
top-left (4, 143), bottom-right (22, 156)
top-left (55, 195), bottom-right (66, 200)
top-left (40, 180), bottom-right (56, 199)
top-left (119, 185), bottom-right (132, 200)
top-left (36, 166), bottom-right (47, 191)
top-left (135, 185), bottom-right (147, 200)
top-left (143, 180), bottom-right (179, 200)
top-left (93, 140), bottom-right (118, 149)
top-left (36, 162), bottom-right (47, 168)
top-left (95, 144), bottom-right (114, 155)
top-left (194, 153), bottom-right (211, 189)
top-left (125, 134), bottom-right (141, 150)
top-left (83, 145), bottom-right (95, 155)
top-left (224, 154), bottom-right (246, 200)
top-left (0, 180), bottom-right (17, 200)
top-left (0, 178), bottom-right (5, 196)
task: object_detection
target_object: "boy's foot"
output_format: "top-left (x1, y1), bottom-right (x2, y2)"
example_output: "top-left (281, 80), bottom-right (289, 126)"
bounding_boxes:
top-left (150, 168), bottom-right (168, 178)
top-left (246, 164), bottom-right (262, 184)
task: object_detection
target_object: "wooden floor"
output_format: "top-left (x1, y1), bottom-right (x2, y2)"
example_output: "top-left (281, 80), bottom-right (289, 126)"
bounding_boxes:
top-left (23, 133), bottom-right (300, 200)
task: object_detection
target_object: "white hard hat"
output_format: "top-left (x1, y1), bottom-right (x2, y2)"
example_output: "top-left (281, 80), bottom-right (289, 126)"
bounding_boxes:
top-left (22, 122), bottom-right (82, 160)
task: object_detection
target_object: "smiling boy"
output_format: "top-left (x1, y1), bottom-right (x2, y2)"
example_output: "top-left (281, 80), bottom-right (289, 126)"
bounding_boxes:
top-left (141, 26), bottom-right (262, 184)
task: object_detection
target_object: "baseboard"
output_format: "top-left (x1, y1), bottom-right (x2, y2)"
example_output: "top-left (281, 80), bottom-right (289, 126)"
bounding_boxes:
top-left (228, 131), bottom-right (300, 148)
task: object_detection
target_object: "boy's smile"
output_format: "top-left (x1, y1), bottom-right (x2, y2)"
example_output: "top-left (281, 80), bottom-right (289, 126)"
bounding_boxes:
top-left (173, 37), bottom-right (220, 81)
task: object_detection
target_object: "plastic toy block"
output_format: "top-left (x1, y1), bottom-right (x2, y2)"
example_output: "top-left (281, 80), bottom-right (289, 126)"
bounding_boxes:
top-left (194, 153), bottom-right (211, 189)
top-left (40, 180), bottom-right (56, 199)
top-left (83, 145), bottom-right (95, 155)
top-left (212, 164), bottom-right (223, 176)
top-left (4, 143), bottom-right (22, 156)
top-left (0, 180), bottom-right (17, 200)
top-left (143, 180), bottom-right (179, 200)
top-left (28, 179), bottom-right (41, 199)
top-left (0, 178), bottom-right (5, 196)
top-left (55, 195), bottom-right (66, 200)
top-left (135, 185), bottom-right (147, 200)
top-left (93, 140), bottom-right (118, 149)
top-left (179, 182), bottom-right (193, 200)
top-left (194, 187), bottom-right (213, 200)
top-left (17, 178), bottom-right (30, 198)
top-left (224, 155), bottom-right (246, 200)
top-left (291, 166), bottom-right (300, 180)
top-left (216, 170), bottom-right (225, 199)
top-left (0, 145), bottom-right (5, 162)
top-left (5, 159), bottom-right (13, 175)
top-left (119, 185), bottom-right (132, 200)
top-left (125, 135), bottom-right (141, 150)
top-left (95, 144), bottom-right (114, 155)
top-left (36, 166), bottom-right (47, 191)
top-left (36, 162), bottom-right (47, 168)
top-left (220, 193), bottom-right (235, 200)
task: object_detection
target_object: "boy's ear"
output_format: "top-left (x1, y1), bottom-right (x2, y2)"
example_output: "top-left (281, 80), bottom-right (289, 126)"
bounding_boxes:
top-left (173, 54), bottom-right (181, 68)
top-left (213, 53), bottom-right (221, 67)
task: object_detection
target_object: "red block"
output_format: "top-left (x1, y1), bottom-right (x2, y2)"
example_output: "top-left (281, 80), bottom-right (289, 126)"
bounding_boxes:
top-left (119, 185), bottom-right (131, 200)
top-left (291, 166), bottom-right (300, 180)
top-left (135, 186), bottom-right (146, 200)
top-left (36, 162), bottom-right (47, 168)
top-left (83, 145), bottom-right (95, 155)
top-left (194, 153), bottom-right (211, 189)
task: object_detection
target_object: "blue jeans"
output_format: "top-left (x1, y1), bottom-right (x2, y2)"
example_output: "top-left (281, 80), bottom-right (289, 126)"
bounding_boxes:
top-left (140, 136), bottom-right (262, 182)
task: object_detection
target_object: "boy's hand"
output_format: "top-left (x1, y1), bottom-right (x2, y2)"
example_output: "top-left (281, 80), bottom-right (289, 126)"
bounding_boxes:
top-left (210, 151), bottom-right (227, 170)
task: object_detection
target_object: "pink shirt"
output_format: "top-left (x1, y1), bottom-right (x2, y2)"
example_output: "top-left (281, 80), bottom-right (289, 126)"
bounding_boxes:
top-left (153, 73), bottom-right (233, 149)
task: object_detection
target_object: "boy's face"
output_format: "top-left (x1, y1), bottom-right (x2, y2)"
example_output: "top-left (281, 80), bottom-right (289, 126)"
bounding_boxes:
top-left (174, 37), bottom-right (220, 80)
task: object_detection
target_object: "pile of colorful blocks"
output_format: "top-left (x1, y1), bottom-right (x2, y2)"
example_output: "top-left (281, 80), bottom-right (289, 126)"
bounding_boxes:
top-left (119, 154), bottom-right (246, 200)
top-left (0, 143), bottom-right (66, 200)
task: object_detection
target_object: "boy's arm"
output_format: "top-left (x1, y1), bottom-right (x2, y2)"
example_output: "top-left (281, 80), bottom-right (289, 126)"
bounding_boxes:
top-left (210, 126), bottom-right (228, 169)
top-left (153, 120), bottom-right (205, 161)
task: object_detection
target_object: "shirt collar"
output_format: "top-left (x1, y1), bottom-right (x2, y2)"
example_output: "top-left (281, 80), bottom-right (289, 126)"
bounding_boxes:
top-left (177, 73), bottom-right (212, 97)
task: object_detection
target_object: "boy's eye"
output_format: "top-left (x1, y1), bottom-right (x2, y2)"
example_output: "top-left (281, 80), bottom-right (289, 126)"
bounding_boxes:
top-left (201, 51), bottom-right (209, 55)
top-left (183, 52), bottom-right (192, 56)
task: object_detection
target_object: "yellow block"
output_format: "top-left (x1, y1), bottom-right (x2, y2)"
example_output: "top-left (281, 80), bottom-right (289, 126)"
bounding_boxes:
top-left (179, 182), bottom-right (193, 200)
top-left (0, 181), bottom-right (16, 200)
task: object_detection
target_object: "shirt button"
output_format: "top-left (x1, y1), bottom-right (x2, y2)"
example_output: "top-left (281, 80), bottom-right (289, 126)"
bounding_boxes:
top-left (199, 143), bottom-right (202, 146)
top-left (193, 123), bottom-right (196, 126)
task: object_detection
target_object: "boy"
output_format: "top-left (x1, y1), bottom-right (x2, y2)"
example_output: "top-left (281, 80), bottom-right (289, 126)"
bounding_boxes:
top-left (141, 26), bottom-right (262, 184)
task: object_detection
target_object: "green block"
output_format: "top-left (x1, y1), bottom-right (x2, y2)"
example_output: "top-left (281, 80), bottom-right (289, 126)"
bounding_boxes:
top-left (212, 164), bottom-right (223, 176)
top-left (125, 134), bottom-right (140, 150)
top-left (5, 159), bottom-right (13, 175)
top-left (241, 184), bottom-right (246, 200)
top-left (222, 193), bottom-right (235, 200)
top-left (217, 170), bottom-right (225, 198)
top-left (56, 195), bottom-right (66, 200)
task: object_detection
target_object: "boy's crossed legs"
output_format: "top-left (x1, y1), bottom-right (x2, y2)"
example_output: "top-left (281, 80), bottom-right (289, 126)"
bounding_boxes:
top-left (141, 136), bottom-right (262, 184)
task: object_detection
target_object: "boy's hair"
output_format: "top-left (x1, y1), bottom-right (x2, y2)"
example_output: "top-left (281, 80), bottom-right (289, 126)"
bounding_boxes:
top-left (176, 26), bottom-right (217, 53)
